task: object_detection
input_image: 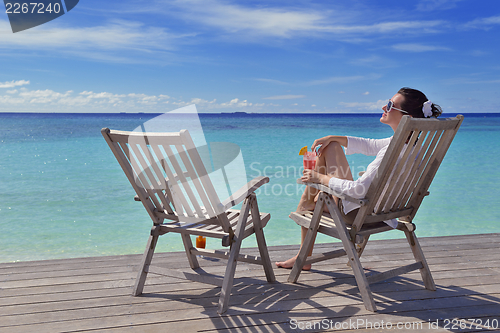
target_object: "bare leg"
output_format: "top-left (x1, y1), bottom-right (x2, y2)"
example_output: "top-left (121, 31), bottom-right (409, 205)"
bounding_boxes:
top-left (276, 142), bottom-right (353, 270)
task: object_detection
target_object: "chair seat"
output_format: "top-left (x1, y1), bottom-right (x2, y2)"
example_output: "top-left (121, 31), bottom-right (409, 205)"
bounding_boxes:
top-left (290, 211), bottom-right (394, 244)
top-left (158, 209), bottom-right (271, 240)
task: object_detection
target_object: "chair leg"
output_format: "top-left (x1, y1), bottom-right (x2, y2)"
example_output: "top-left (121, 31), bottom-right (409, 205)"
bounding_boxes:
top-left (346, 242), bottom-right (377, 311)
top-left (346, 235), bottom-right (370, 267)
top-left (217, 196), bottom-right (251, 314)
top-left (133, 226), bottom-right (160, 296)
top-left (405, 230), bottom-right (436, 291)
top-left (324, 195), bottom-right (377, 312)
top-left (250, 194), bottom-right (275, 283)
top-left (356, 236), bottom-right (370, 258)
top-left (288, 194), bottom-right (325, 283)
top-left (181, 233), bottom-right (199, 269)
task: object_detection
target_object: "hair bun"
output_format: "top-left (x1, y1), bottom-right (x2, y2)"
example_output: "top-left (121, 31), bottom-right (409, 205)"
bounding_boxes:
top-left (422, 101), bottom-right (433, 118)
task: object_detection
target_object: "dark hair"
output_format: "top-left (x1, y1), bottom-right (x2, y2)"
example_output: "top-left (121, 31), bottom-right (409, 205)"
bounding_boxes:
top-left (397, 87), bottom-right (442, 118)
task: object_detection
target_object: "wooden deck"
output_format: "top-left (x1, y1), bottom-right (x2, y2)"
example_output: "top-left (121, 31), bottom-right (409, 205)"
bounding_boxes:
top-left (1, 233), bottom-right (500, 332)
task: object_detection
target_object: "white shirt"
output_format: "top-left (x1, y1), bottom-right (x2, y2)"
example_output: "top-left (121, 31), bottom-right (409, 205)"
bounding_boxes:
top-left (328, 136), bottom-right (399, 228)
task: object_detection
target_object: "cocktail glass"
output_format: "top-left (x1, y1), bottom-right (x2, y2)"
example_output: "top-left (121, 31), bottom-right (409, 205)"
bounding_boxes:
top-left (303, 151), bottom-right (316, 170)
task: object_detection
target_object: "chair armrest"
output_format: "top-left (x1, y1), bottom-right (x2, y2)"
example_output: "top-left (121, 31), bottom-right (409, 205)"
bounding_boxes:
top-left (296, 179), bottom-right (368, 206)
top-left (221, 176), bottom-right (269, 210)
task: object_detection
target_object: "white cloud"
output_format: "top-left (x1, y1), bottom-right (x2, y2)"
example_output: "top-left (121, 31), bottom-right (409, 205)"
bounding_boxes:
top-left (470, 50), bottom-right (488, 57)
top-left (0, 86), bottom-right (301, 112)
top-left (305, 74), bottom-right (379, 86)
top-left (441, 76), bottom-right (500, 85)
top-left (363, 91), bottom-right (370, 95)
top-left (320, 20), bottom-right (445, 35)
top-left (0, 89), bottom-right (319, 112)
top-left (464, 15), bottom-right (500, 30)
top-left (263, 95), bottom-right (305, 100)
top-left (0, 80), bottom-right (30, 88)
top-left (220, 98), bottom-right (252, 107)
top-left (0, 19), bottom-right (190, 63)
top-left (0, 94), bottom-right (24, 104)
top-left (190, 97), bottom-right (216, 105)
top-left (81, 91), bottom-right (126, 99)
top-left (164, 0), bottom-right (326, 38)
top-left (254, 78), bottom-right (290, 85)
top-left (1, 88), bottom-right (168, 109)
top-left (18, 89), bottom-right (73, 104)
top-left (416, 0), bottom-right (465, 11)
top-left (257, 74), bottom-right (381, 88)
top-left (160, 1), bottom-right (446, 40)
top-left (392, 43), bottom-right (452, 52)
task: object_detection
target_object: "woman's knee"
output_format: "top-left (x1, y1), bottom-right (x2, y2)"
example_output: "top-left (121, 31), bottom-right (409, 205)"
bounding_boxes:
top-left (321, 141), bottom-right (344, 159)
top-left (321, 141), bottom-right (352, 179)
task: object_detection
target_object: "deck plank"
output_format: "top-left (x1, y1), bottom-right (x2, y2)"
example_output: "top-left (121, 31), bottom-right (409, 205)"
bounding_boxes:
top-left (1, 233), bottom-right (500, 332)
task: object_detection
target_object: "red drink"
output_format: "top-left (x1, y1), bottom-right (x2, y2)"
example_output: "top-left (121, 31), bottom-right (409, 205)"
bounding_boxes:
top-left (303, 152), bottom-right (316, 169)
top-left (304, 159), bottom-right (316, 169)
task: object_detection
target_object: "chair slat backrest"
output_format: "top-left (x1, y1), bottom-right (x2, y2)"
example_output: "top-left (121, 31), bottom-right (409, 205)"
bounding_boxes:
top-left (102, 128), bottom-right (230, 230)
top-left (361, 115), bottom-right (463, 223)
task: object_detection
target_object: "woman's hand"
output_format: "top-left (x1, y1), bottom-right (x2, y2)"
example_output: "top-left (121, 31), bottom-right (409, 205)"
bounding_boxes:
top-left (311, 136), bottom-right (332, 157)
top-left (311, 135), bottom-right (348, 156)
top-left (301, 169), bottom-right (331, 185)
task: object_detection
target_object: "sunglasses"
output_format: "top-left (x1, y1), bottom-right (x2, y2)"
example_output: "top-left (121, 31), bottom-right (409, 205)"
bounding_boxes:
top-left (386, 100), bottom-right (408, 114)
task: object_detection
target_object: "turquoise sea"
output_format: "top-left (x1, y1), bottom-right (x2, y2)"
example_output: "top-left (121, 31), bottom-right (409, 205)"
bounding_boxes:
top-left (1, 112), bottom-right (499, 263)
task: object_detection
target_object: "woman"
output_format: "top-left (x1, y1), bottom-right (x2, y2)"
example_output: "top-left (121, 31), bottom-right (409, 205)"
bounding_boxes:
top-left (276, 87), bottom-right (442, 270)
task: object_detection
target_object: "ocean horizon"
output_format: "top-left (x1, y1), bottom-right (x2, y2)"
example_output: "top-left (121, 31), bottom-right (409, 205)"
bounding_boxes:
top-left (1, 112), bottom-right (499, 263)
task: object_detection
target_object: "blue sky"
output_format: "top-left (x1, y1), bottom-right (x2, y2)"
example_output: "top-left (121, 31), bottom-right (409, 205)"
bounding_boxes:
top-left (1, 0), bottom-right (499, 113)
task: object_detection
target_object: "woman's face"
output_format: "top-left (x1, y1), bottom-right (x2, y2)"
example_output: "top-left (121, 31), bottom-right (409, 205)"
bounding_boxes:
top-left (380, 93), bottom-right (407, 131)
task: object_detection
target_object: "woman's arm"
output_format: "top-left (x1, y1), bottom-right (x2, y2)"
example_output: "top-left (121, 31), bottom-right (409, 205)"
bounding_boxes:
top-left (312, 135), bottom-right (348, 156)
top-left (345, 136), bottom-right (392, 156)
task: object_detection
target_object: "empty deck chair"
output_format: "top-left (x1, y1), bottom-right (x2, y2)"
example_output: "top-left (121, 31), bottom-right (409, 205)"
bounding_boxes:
top-left (102, 128), bottom-right (275, 314)
top-left (288, 115), bottom-right (464, 312)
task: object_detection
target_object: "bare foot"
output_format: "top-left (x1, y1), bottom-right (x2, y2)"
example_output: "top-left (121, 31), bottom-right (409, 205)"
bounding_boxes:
top-left (275, 256), bottom-right (311, 271)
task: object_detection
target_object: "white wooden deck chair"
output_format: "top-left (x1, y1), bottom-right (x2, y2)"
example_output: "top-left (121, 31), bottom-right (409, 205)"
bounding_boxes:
top-left (101, 128), bottom-right (275, 314)
top-left (288, 115), bottom-right (464, 312)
